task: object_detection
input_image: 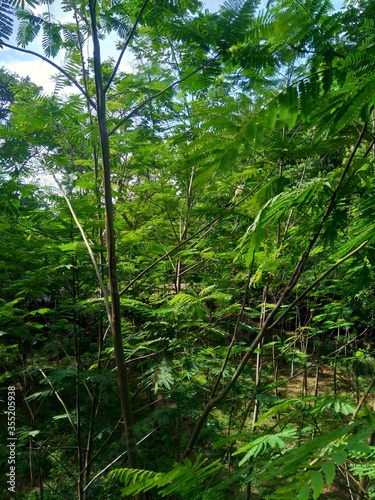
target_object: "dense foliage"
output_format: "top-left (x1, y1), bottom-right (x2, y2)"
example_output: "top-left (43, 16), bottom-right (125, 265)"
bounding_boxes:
top-left (1, 0), bottom-right (375, 498)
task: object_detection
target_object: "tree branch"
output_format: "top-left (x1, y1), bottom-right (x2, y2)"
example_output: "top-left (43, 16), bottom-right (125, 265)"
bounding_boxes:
top-left (37, 367), bottom-right (77, 434)
top-left (104, 0), bottom-right (149, 93)
top-left (119, 168), bottom-right (275, 295)
top-left (1, 41), bottom-right (96, 108)
top-left (108, 60), bottom-right (216, 136)
top-left (269, 239), bottom-right (369, 330)
top-left (50, 172), bottom-right (112, 326)
top-left (181, 123), bottom-right (369, 459)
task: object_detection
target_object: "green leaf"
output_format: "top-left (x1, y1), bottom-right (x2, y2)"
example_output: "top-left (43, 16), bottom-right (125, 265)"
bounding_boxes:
top-left (111, 456), bottom-right (222, 497)
top-left (42, 22), bottom-right (63, 58)
top-left (59, 241), bottom-right (88, 253)
top-left (153, 358), bottom-right (175, 392)
top-left (52, 413), bottom-right (70, 420)
top-left (310, 471), bottom-right (324, 499)
top-left (298, 483), bottom-right (310, 500)
top-left (322, 460), bottom-right (335, 486)
top-left (28, 307), bottom-right (50, 316)
top-left (346, 442), bottom-right (371, 454)
top-left (332, 450), bottom-right (346, 466)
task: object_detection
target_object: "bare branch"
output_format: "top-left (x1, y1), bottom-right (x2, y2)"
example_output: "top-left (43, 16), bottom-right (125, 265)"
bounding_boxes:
top-left (50, 172), bottom-right (112, 326)
top-left (1, 41), bottom-right (96, 108)
top-left (105, 0), bottom-right (149, 93)
top-left (108, 61), bottom-right (215, 136)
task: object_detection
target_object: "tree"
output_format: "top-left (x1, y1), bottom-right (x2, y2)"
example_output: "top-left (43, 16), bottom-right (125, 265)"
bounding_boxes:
top-left (1, 0), bottom-right (375, 498)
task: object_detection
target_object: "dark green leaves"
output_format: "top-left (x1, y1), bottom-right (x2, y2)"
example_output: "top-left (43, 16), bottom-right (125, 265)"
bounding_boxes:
top-left (42, 22), bottom-right (63, 57)
top-left (16, 9), bottom-right (42, 46)
top-left (111, 456), bottom-right (222, 498)
top-left (0, 0), bottom-right (14, 43)
top-left (321, 460), bottom-right (335, 485)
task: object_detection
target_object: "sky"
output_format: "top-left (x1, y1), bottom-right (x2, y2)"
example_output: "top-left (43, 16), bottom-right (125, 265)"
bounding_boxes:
top-left (1, 0), bottom-right (345, 93)
top-left (1, 0), bottom-right (223, 94)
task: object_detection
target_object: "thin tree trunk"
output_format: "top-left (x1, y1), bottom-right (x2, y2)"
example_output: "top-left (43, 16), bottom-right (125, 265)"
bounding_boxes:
top-left (38, 448), bottom-right (43, 500)
top-left (89, 0), bottom-right (140, 470)
top-left (252, 286), bottom-right (267, 427)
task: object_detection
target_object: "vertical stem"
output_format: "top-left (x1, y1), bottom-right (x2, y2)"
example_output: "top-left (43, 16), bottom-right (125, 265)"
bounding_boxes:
top-left (88, 0), bottom-right (139, 470)
top-left (83, 391), bottom-right (96, 500)
top-left (252, 286), bottom-right (267, 427)
top-left (72, 260), bottom-right (84, 499)
top-left (175, 166), bottom-right (195, 293)
top-left (29, 438), bottom-right (34, 489)
top-left (210, 269), bottom-right (252, 399)
top-left (273, 332), bottom-right (279, 398)
top-left (313, 364), bottom-right (320, 398)
top-left (301, 336), bottom-right (308, 397)
top-left (75, 332), bottom-right (84, 499)
top-left (38, 448), bottom-right (43, 500)
top-left (334, 326), bottom-right (340, 395)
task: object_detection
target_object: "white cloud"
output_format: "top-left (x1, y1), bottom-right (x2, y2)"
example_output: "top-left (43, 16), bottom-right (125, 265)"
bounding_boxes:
top-left (3, 58), bottom-right (60, 94)
top-left (3, 42), bottom-right (133, 96)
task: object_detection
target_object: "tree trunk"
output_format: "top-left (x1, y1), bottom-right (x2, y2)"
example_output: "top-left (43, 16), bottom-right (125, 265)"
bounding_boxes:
top-left (89, 0), bottom-right (140, 470)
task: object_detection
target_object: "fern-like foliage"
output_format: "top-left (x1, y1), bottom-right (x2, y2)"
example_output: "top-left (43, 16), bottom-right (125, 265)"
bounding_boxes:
top-left (110, 455), bottom-right (222, 498)
top-left (327, 188), bottom-right (375, 261)
top-left (41, 21), bottom-right (63, 58)
top-left (15, 9), bottom-right (42, 47)
top-left (238, 177), bottom-right (330, 265)
top-left (6, 0), bottom-right (38, 7)
top-left (53, 49), bottom-right (84, 93)
top-left (246, 416), bottom-right (375, 499)
top-left (203, 0), bottom-right (375, 161)
top-left (0, 0), bottom-right (14, 43)
top-left (1, 0), bottom-right (40, 45)
top-left (262, 423), bottom-right (356, 483)
top-left (233, 426), bottom-right (299, 465)
top-left (15, 7), bottom-right (67, 57)
top-left (99, 0), bottom-right (132, 39)
top-left (150, 357), bottom-right (175, 392)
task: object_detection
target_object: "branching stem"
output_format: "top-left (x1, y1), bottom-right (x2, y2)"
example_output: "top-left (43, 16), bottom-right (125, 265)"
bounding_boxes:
top-left (181, 123), bottom-right (369, 459)
top-left (1, 41), bottom-right (96, 108)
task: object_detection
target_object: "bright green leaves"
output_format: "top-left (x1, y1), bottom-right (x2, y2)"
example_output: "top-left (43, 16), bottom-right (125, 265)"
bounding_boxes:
top-left (249, 422), bottom-right (356, 499)
top-left (168, 292), bottom-right (207, 315)
top-left (228, 386), bottom-right (375, 499)
top-left (239, 177), bottom-right (329, 266)
top-left (279, 86), bottom-right (298, 128)
top-left (151, 357), bottom-right (175, 393)
top-left (59, 241), bottom-right (91, 254)
top-left (331, 449), bottom-right (347, 466)
top-left (222, 0), bottom-right (375, 143)
top-left (310, 471), bottom-right (324, 499)
top-left (298, 470), bottom-right (330, 500)
top-left (111, 456), bottom-right (222, 498)
top-left (299, 76), bottom-right (320, 121)
top-left (321, 459), bottom-right (335, 485)
top-left (297, 483), bottom-right (310, 500)
top-left (42, 22), bottom-right (63, 58)
top-left (16, 9), bottom-right (42, 47)
top-left (2, 0), bottom-right (375, 498)
top-left (234, 427), bottom-right (298, 465)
